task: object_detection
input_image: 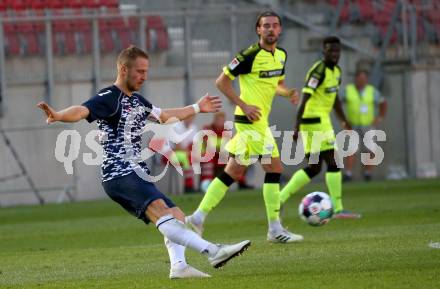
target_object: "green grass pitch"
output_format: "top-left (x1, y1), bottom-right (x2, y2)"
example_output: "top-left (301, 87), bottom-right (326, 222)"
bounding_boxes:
top-left (1, 179), bottom-right (439, 289)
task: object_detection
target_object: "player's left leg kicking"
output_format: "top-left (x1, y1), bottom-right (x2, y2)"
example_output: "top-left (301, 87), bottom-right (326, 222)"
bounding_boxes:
top-left (102, 172), bottom-right (251, 279)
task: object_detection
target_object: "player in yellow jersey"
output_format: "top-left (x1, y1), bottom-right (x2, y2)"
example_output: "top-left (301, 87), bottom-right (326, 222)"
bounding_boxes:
top-left (280, 36), bottom-right (361, 219)
top-left (187, 11), bottom-right (304, 243)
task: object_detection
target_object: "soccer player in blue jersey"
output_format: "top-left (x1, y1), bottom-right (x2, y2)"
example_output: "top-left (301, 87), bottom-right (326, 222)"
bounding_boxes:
top-left (37, 46), bottom-right (250, 279)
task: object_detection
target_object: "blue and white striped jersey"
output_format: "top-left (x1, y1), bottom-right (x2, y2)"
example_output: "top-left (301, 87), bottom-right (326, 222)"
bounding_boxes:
top-left (82, 85), bottom-right (161, 182)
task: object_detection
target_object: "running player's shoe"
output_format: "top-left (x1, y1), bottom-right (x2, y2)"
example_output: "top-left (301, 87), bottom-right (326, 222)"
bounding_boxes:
top-left (208, 240), bottom-right (251, 268)
top-left (267, 229), bottom-right (304, 243)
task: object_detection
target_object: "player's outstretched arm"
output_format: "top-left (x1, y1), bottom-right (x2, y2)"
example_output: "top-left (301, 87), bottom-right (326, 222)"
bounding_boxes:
top-left (276, 80), bottom-right (299, 104)
top-left (37, 102), bottom-right (90, 124)
top-left (159, 94), bottom-right (222, 123)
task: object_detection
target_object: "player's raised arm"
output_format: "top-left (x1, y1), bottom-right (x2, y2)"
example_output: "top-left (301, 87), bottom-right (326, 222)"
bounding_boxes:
top-left (158, 93), bottom-right (222, 123)
top-left (37, 102), bottom-right (89, 124)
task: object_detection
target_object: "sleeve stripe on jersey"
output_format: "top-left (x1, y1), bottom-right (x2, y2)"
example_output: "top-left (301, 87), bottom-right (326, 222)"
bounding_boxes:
top-left (304, 61), bottom-right (326, 91)
top-left (302, 87), bottom-right (315, 95)
top-left (150, 106), bottom-right (162, 122)
top-left (223, 66), bottom-right (236, 80)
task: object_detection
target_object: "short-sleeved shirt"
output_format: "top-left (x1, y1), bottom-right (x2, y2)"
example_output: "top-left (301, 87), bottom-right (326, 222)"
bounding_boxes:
top-left (82, 85), bottom-right (161, 182)
top-left (301, 60), bottom-right (342, 123)
top-left (299, 61), bottom-right (341, 154)
top-left (223, 42), bottom-right (287, 130)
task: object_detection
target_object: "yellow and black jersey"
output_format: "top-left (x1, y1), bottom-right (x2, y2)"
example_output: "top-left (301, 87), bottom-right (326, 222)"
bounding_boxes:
top-left (223, 42), bottom-right (286, 127)
top-left (302, 60), bottom-right (342, 119)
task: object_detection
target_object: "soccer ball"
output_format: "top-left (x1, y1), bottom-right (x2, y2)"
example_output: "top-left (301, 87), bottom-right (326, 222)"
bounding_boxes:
top-left (298, 192), bottom-right (334, 226)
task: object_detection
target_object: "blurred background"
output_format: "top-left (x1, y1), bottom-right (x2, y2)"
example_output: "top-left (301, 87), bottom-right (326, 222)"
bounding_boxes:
top-left (0, 0), bottom-right (439, 206)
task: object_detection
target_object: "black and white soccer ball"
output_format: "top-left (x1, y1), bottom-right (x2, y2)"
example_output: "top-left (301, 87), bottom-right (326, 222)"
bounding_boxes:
top-left (298, 191), bottom-right (334, 226)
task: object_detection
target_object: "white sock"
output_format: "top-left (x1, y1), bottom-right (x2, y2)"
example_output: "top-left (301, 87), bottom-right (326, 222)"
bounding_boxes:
top-left (191, 209), bottom-right (207, 225)
top-left (268, 219), bottom-right (283, 234)
top-left (164, 237), bottom-right (187, 269)
top-left (156, 215), bottom-right (219, 257)
top-left (345, 171), bottom-right (352, 177)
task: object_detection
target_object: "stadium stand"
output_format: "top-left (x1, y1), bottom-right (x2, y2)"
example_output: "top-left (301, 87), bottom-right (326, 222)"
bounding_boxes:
top-left (146, 15), bottom-right (169, 51)
top-left (3, 22), bottom-right (21, 55)
top-left (325, 0), bottom-right (440, 46)
top-left (1, 0), bottom-right (169, 56)
top-left (53, 18), bottom-right (77, 55)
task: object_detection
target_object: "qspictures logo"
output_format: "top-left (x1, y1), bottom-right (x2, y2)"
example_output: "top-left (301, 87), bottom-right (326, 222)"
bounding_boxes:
top-left (53, 118), bottom-right (386, 183)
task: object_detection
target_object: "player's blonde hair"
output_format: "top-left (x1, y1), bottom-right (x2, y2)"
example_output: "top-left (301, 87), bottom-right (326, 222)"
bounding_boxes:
top-left (117, 45), bottom-right (149, 68)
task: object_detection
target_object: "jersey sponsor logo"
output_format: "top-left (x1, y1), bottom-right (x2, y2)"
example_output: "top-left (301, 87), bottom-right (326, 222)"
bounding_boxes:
top-left (325, 86), bottom-right (338, 94)
top-left (259, 69), bottom-right (283, 78)
top-left (308, 77), bottom-right (319, 89)
top-left (228, 58), bottom-right (240, 70)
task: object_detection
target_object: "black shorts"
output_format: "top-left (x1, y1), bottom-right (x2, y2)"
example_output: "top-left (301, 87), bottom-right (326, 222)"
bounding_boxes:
top-left (102, 172), bottom-right (176, 224)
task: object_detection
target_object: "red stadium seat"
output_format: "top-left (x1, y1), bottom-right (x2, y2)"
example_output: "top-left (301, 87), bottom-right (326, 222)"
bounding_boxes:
top-left (68, 0), bottom-right (86, 9)
top-left (128, 18), bottom-right (139, 30)
top-left (146, 16), bottom-right (169, 51)
top-left (339, 4), bottom-right (350, 23)
top-left (99, 19), bottom-right (115, 53)
top-left (81, 0), bottom-right (100, 9)
top-left (108, 17), bottom-right (132, 50)
top-left (3, 23), bottom-right (21, 55)
top-left (73, 19), bottom-right (93, 54)
top-left (52, 20), bottom-right (77, 55)
top-left (128, 18), bottom-right (140, 46)
top-left (46, 0), bottom-right (64, 10)
top-left (6, 0), bottom-right (26, 11)
top-left (16, 22), bottom-right (42, 55)
top-left (356, 0), bottom-right (374, 21)
top-left (29, 0), bottom-right (47, 10)
top-left (101, 0), bottom-right (119, 9)
top-left (373, 8), bottom-right (392, 26)
top-left (0, 1), bottom-right (7, 12)
top-left (33, 21), bottom-right (45, 53)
